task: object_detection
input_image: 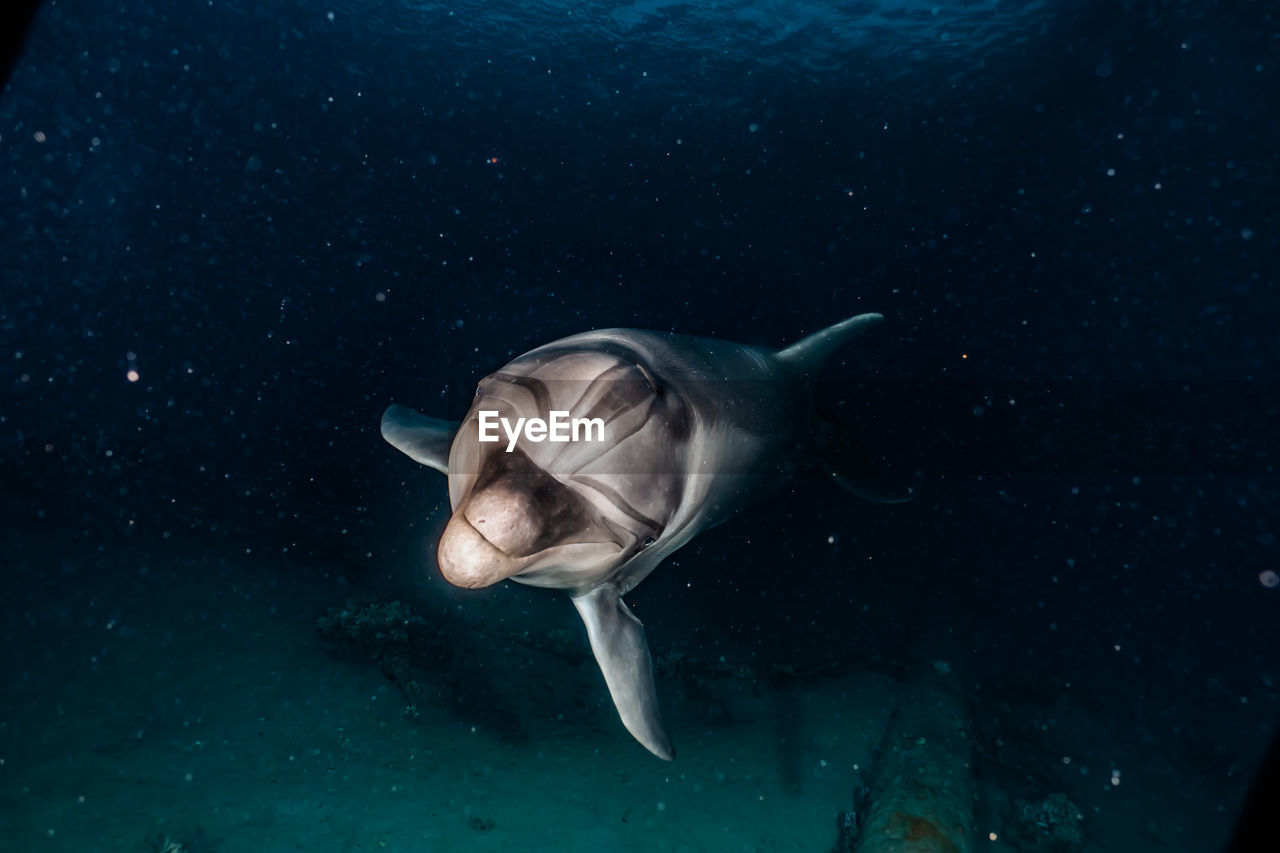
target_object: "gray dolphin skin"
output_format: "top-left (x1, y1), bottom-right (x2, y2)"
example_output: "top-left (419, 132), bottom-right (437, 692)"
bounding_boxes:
top-left (380, 313), bottom-right (897, 760)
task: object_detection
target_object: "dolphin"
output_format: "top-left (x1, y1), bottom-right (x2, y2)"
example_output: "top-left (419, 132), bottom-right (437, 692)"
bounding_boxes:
top-left (380, 313), bottom-right (903, 759)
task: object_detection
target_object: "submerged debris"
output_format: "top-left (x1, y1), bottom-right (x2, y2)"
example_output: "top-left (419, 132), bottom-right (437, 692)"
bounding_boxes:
top-left (832, 809), bottom-right (859, 852)
top-left (851, 674), bottom-right (975, 853)
top-left (1005, 793), bottom-right (1085, 853)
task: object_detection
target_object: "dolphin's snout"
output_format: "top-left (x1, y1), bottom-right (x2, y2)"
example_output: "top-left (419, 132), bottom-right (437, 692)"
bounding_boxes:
top-left (437, 512), bottom-right (522, 589)
top-left (464, 484), bottom-right (543, 557)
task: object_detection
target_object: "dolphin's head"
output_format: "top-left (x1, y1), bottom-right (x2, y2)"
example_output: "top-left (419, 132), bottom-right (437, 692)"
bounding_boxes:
top-left (437, 346), bottom-right (689, 591)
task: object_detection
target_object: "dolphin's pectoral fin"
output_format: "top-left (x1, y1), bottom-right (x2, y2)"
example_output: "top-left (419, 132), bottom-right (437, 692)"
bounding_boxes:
top-left (380, 404), bottom-right (456, 474)
top-left (571, 586), bottom-right (674, 761)
top-left (830, 471), bottom-right (915, 504)
top-left (816, 419), bottom-right (914, 504)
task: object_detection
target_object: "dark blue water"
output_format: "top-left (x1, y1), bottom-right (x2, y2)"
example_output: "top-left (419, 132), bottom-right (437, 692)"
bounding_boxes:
top-left (1, 1), bottom-right (1276, 851)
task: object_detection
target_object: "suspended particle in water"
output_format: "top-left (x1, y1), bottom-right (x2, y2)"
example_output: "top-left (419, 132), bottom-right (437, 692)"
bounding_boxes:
top-left (1259, 570), bottom-right (1279, 589)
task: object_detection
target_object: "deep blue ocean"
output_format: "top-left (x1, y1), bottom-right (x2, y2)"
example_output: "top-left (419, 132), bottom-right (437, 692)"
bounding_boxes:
top-left (1, 2), bottom-right (1276, 851)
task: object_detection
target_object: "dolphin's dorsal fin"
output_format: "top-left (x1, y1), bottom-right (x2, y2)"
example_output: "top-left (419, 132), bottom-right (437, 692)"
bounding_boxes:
top-left (571, 586), bottom-right (675, 761)
top-left (380, 404), bottom-right (456, 474)
top-left (775, 312), bottom-right (884, 374)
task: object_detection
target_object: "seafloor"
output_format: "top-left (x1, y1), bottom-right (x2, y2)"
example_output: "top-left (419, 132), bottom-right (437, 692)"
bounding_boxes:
top-left (0, 523), bottom-right (1240, 852)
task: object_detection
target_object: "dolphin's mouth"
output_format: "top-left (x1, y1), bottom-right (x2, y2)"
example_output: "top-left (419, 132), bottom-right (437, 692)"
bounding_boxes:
top-left (467, 448), bottom-right (600, 557)
top-left (436, 448), bottom-right (624, 589)
top-left (437, 512), bottom-right (522, 589)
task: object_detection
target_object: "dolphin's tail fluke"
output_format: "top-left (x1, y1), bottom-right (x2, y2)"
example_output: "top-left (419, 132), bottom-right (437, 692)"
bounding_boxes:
top-left (775, 312), bottom-right (883, 376)
top-left (571, 586), bottom-right (675, 761)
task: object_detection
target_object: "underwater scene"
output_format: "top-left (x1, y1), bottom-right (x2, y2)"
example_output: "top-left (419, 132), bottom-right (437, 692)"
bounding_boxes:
top-left (1, 1), bottom-right (1276, 851)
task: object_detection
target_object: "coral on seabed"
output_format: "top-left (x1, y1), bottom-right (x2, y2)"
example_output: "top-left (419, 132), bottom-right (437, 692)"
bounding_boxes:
top-left (1004, 793), bottom-right (1085, 853)
top-left (316, 593), bottom-right (852, 733)
top-left (316, 596), bottom-right (441, 716)
top-left (468, 816), bottom-right (496, 832)
top-left (315, 596), bottom-right (426, 652)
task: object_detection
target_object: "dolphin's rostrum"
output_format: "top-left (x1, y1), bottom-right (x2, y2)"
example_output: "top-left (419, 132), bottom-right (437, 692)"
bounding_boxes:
top-left (380, 314), bottom-right (902, 759)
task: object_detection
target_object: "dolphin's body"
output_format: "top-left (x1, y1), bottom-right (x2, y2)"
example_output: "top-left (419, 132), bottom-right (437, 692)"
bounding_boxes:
top-left (381, 313), bottom-right (898, 759)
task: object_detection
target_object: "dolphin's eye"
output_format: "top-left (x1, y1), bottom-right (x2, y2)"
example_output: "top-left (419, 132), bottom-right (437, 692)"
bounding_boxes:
top-left (642, 535), bottom-right (656, 548)
top-left (636, 363), bottom-right (660, 396)
top-left (474, 384), bottom-right (483, 399)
